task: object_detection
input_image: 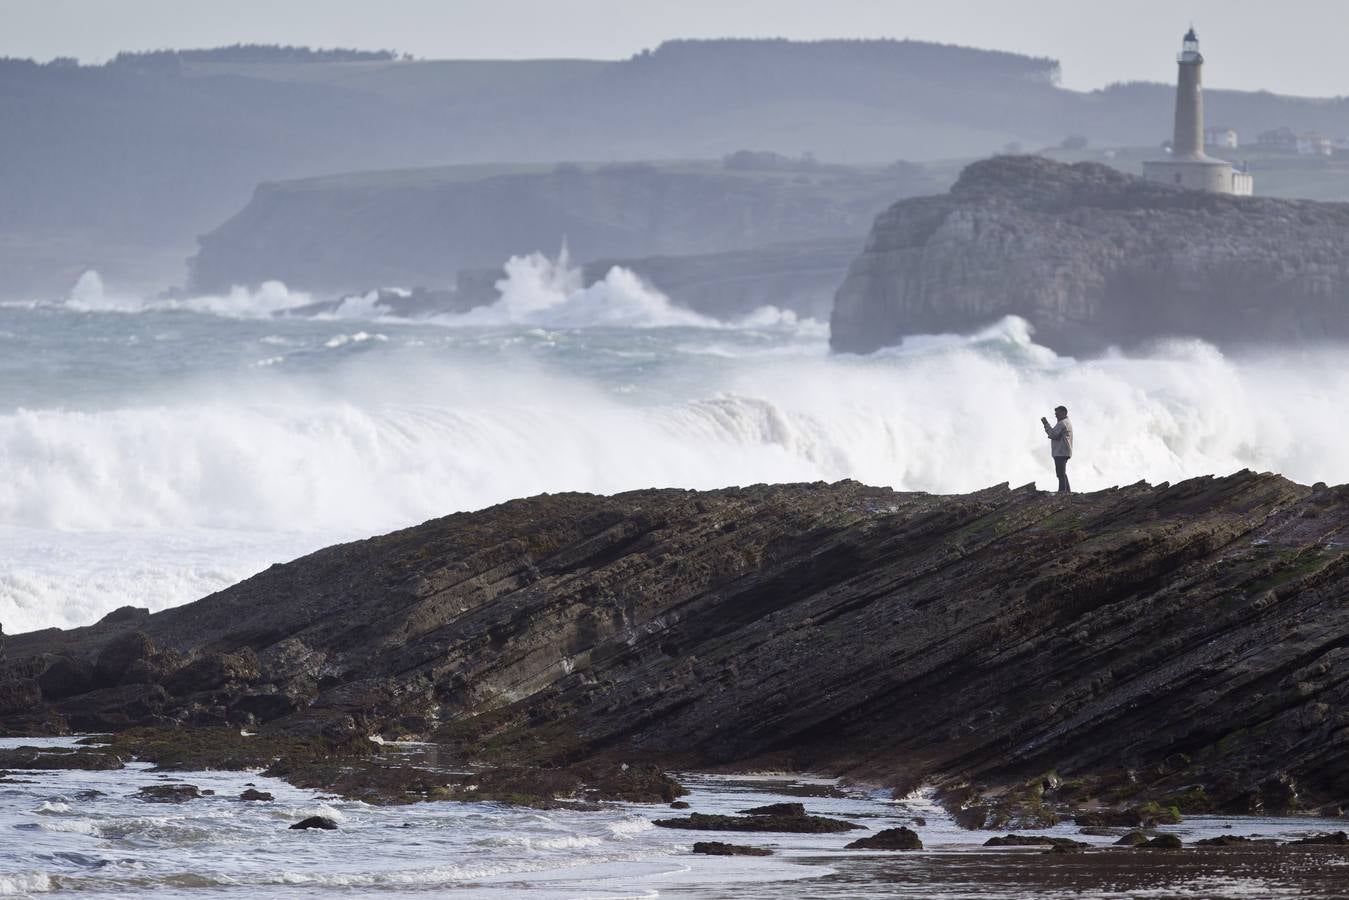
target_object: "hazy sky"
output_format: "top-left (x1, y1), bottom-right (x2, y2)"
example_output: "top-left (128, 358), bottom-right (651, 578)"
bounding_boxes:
top-left (3, 0), bottom-right (1345, 97)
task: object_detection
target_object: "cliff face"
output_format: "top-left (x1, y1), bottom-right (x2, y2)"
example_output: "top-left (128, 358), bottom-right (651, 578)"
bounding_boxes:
top-left (5, 472), bottom-right (1348, 817)
top-left (830, 156), bottom-right (1349, 355)
top-left (188, 164), bottom-right (934, 297)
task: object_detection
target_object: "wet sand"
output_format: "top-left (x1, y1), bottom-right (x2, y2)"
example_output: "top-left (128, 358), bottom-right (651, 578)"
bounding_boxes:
top-left (669, 846), bottom-right (1349, 899)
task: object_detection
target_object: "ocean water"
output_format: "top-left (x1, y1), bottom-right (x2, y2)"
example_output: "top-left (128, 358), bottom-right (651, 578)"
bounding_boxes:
top-left (4, 256), bottom-right (1349, 633)
top-left (1, 738), bottom-right (1345, 899)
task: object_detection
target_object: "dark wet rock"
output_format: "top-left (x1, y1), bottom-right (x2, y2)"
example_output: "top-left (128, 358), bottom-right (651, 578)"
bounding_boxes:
top-left (1074, 809), bottom-right (1143, 828)
top-left (3, 475), bottom-right (1349, 818)
top-left (266, 757), bottom-right (677, 808)
top-left (1115, 832), bottom-right (1149, 846)
top-left (1078, 827), bottom-right (1118, 837)
top-left (51, 851), bottom-right (109, 868)
top-left (0, 676), bottom-right (42, 715)
top-left (845, 826), bottom-right (924, 850)
top-left (670, 801), bottom-right (690, 809)
top-left (73, 789), bottom-right (106, 801)
top-left (775, 783), bottom-right (848, 799)
top-left (655, 812), bottom-right (860, 834)
top-left (984, 834), bottom-right (1089, 848)
top-left (93, 631), bottom-right (156, 685)
top-left (692, 841), bottom-right (773, 856)
top-left (136, 783), bottom-right (203, 802)
top-left (120, 648), bottom-right (182, 686)
top-left (97, 606), bottom-right (150, 626)
top-left (912, 816), bottom-right (927, 826)
top-left (1074, 802), bottom-right (1181, 829)
top-left (452, 763), bottom-right (685, 806)
top-left (0, 747), bottom-right (123, 770)
top-left (54, 684), bottom-right (171, 732)
top-left (1194, 835), bottom-right (1280, 847)
top-left (831, 155), bottom-right (1349, 356)
top-left (1289, 831), bottom-right (1348, 846)
top-left (289, 816), bottom-right (338, 830)
top-left (940, 779), bottom-right (1065, 831)
top-left (165, 649), bottom-right (260, 696)
top-left (270, 758), bottom-right (456, 805)
top-left (239, 789), bottom-right (274, 801)
top-left (109, 726), bottom-right (374, 772)
top-left (739, 802), bottom-right (805, 817)
top-left (578, 763), bottom-right (687, 803)
top-left (1047, 843), bottom-right (1084, 854)
top-left (36, 656), bottom-right (95, 699)
top-left (1258, 774), bottom-right (1300, 815)
top-left (1136, 834), bottom-right (1183, 850)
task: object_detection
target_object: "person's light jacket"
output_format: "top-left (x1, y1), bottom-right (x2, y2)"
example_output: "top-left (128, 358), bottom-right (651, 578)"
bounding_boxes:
top-left (1044, 417), bottom-right (1073, 458)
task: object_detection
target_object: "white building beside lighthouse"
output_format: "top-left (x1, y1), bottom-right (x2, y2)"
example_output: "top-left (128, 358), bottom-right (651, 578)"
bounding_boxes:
top-left (1143, 29), bottom-right (1254, 195)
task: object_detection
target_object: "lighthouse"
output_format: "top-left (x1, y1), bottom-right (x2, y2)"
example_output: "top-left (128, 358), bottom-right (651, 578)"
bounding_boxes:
top-left (1143, 29), bottom-right (1254, 195)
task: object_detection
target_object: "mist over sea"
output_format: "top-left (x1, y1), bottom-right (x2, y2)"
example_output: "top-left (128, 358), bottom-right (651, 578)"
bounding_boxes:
top-left (4, 255), bottom-right (1347, 633)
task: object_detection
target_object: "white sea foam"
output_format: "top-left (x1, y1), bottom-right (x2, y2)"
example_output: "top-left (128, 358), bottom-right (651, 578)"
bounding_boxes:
top-left (62, 271), bottom-right (313, 317)
top-left (4, 311), bottom-right (1349, 631)
top-left (51, 254), bottom-right (826, 336)
top-left (0, 874), bottom-right (53, 895)
top-left (323, 332), bottom-right (388, 348)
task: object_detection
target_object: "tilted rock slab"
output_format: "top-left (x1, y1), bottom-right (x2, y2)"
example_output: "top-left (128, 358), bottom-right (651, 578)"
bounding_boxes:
top-left (3, 472), bottom-right (1348, 815)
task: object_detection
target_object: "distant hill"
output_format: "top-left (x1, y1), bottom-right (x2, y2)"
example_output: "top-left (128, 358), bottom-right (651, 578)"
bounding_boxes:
top-left (3, 38), bottom-right (1349, 298)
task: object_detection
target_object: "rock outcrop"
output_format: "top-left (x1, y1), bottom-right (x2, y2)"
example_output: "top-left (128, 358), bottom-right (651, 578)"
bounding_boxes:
top-left (3, 473), bottom-right (1348, 820)
top-left (830, 156), bottom-right (1349, 355)
top-left (846, 827), bottom-right (924, 850)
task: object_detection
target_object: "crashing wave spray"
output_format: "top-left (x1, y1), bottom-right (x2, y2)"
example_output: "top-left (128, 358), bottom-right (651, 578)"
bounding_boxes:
top-left (3, 269), bottom-right (1347, 630)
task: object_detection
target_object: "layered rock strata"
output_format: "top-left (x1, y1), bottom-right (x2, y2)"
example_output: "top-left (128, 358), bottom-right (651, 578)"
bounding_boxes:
top-left (3, 472), bottom-right (1347, 819)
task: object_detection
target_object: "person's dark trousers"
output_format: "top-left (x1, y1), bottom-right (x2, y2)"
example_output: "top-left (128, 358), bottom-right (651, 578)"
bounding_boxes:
top-left (1053, 455), bottom-right (1071, 493)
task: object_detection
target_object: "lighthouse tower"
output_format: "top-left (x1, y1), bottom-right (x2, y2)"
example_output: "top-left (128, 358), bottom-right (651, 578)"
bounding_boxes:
top-left (1143, 29), bottom-right (1253, 195)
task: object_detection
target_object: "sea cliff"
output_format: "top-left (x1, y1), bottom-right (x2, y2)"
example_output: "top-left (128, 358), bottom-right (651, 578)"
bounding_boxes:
top-left (830, 156), bottom-right (1349, 355)
top-left (3, 472), bottom-right (1346, 822)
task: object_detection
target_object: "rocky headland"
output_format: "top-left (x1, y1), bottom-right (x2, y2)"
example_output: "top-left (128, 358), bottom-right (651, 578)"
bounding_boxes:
top-left (186, 162), bottom-right (937, 299)
top-left (2, 472), bottom-right (1347, 825)
top-left (830, 156), bottom-right (1349, 355)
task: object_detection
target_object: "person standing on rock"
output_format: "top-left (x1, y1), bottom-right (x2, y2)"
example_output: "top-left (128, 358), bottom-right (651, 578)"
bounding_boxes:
top-left (1041, 406), bottom-right (1073, 493)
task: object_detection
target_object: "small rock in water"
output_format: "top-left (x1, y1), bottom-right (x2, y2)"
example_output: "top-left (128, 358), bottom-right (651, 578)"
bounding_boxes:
top-left (290, 816), bottom-right (338, 830)
top-left (135, 784), bottom-right (202, 803)
top-left (669, 800), bottom-right (690, 809)
top-left (738, 802), bottom-right (804, 817)
top-left (1194, 835), bottom-right (1278, 847)
top-left (983, 834), bottom-right (1089, 848)
top-left (654, 812), bottom-right (859, 833)
top-left (845, 827), bottom-right (923, 850)
top-left (1114, 832), bottom-right (1148, 846)
top-left (692, 841), bottom-right (773, 856)
top-left (1135, 834), bottom-right (1182, 850)
top-left (1289, 831), bottom-right (1348, 846)
top-left (239, 788), bottom-right (274, 801)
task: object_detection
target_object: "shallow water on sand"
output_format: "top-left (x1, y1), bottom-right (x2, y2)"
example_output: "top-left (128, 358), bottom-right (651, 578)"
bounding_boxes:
top-left (1, 739), bottom-right (1344, 898)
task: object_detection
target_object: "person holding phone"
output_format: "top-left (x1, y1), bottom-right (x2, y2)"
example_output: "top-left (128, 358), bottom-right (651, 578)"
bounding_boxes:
top-left (1041, 405), bottom-right (1073, 493)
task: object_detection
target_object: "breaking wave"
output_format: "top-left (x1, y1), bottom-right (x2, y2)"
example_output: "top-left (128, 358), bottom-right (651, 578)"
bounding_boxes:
top-left (53, 254), bottom-right (825, 335)
top-left (4, 317), bottom-right (1349, 633)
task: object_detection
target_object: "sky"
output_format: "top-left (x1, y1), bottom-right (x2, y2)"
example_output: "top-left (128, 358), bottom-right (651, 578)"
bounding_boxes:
top-left (2, 0), bottom-right (1345, 97)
